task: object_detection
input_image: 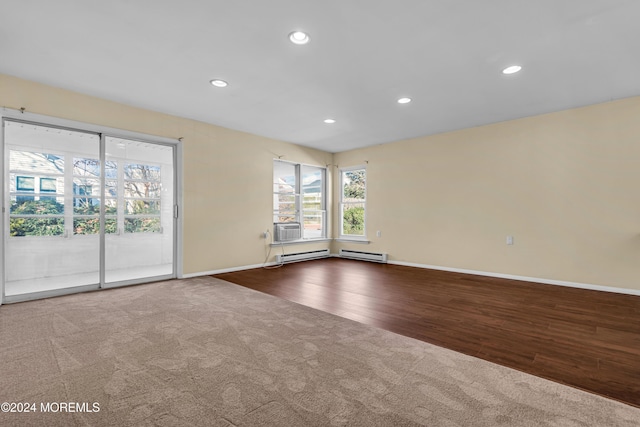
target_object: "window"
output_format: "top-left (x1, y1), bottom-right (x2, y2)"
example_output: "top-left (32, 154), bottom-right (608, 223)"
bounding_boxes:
top-left (40, 177), bottom-right (57, 192)
top-left (72, 158), bottom-right (117, 235)
top-left (39, 177), bottom-right (57, 201)
top-left (9, 150), bottom-right (65, 236)
top-left (16, 176), bottom-right (35, 191)
top-left (16, 176), bottom-right (35, 203)
top-left (273, 160), bottom-right (326, 240)
top-left (123, 163), bottom-right (162, 233)
top-left (9, 148), bottom-right (164, 237)
top-left (340, 167), bottom-right (366, 237)
top-left (71, 158), bottom-right (162, 234)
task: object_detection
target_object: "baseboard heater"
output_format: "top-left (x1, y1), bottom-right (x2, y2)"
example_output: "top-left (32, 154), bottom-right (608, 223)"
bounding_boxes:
top-left (339, 249), bottom-right (388, 263)
top-left (276, 249), bottom-right (330, 264)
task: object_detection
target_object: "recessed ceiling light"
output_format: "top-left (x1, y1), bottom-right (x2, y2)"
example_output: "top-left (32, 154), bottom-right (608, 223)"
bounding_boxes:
top-left (289, 31), bottom-right (310, 45)
top-left (210, 79), bottom-right (228, 87)
top-left (502, 65), bottom-right (522, 75)
top-left (323, 118), bottom-right (336, 124)
top-left (397, 97), bottom-right (412, 104)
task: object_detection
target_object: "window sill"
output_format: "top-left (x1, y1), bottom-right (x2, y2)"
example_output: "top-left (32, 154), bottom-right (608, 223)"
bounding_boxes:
top-left (335, 238), bottom-right (370, 244)
top-left (270, 238), bottom-right (331, 247)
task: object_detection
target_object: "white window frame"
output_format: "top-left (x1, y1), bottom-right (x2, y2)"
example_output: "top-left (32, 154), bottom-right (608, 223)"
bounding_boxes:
top-left (339, 165), bottom-right (367, 240)
top-left (273, 159), bottom-right (327, 241)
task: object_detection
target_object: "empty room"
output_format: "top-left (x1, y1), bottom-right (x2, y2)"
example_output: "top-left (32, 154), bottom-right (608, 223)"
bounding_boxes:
top-left (1, 1), bottom-right (639, 426)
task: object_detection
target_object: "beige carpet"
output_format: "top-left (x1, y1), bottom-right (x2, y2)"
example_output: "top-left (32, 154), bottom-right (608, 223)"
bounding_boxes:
top-left (0, 277), bottom-right (638, 427)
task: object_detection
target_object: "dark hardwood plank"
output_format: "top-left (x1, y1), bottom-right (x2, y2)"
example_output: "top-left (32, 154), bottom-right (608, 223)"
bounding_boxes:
top-left (214, 258), bottom-right (640, 407)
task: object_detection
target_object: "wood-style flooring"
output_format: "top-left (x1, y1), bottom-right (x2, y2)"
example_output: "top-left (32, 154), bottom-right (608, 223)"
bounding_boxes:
top-left (214, 258), bottom-right (640, 408)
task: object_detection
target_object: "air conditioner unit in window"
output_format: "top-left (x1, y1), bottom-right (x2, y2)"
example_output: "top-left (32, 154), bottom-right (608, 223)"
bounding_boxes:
top-left (274, 222), bottom-right (301, 242)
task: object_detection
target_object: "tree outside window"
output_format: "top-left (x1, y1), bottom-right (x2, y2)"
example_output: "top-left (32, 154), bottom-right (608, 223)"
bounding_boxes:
top-left (341, 168), bottom-right (366, 236)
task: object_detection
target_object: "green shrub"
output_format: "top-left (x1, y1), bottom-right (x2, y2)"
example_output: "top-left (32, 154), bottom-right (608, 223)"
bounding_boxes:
top-left (343, 206), bottom-right (364, 235)
top-left (10, 199), bottom-right (65, 236)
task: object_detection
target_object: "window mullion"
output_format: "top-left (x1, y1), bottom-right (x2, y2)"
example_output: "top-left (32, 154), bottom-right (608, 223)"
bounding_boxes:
top-left (295, 164), bottom-right (301, 224)
top-left (117, 161), bottom-right (124, 234)
top-left (64, 156), bottom-right (73, 237)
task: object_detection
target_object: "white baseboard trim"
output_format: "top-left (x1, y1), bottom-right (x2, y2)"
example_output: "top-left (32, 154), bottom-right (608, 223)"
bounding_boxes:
top-left (181, 258), bottom-right (640, 297)
top-left (181, 262), bottom-right (278, 278)
top-left (388, 260), bottom-right (640, 297)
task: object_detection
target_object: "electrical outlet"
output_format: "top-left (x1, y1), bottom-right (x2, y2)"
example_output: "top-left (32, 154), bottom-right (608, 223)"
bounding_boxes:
top-left (376, 230), bottom-right (381, 237)
top-left (506, 235), bottom-right (514, 245)
top-left (263, 231), bottom-right (269, 239)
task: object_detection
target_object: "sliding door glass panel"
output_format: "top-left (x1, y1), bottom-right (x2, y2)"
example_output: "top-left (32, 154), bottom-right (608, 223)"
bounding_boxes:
top-left (4, 121), bottom-right (100, 296)
top-left (104, 137), bottom-right (174, 284)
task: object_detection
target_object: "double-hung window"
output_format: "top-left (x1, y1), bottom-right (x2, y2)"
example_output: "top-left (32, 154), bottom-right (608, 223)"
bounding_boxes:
top-left (340, 166), bottom-right (366, 238)
top-left (273, 160), bottom-right (326, 240)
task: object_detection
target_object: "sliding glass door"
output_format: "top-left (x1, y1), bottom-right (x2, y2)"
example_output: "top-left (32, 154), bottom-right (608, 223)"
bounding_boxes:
top-left (3, 118), bottom-right (176, 300)
top-left (5, 121), bottom-right (101, 296)
top-left (104, 136), bottom-right (174, 285)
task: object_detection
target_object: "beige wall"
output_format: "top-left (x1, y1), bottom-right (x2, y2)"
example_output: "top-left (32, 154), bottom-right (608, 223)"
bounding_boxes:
top-left (3, 73), bottom-right (639, 292)
top-left (0, 74), bottom-right (332, 275)
top-left (333, 97), bottom-right (640, 291)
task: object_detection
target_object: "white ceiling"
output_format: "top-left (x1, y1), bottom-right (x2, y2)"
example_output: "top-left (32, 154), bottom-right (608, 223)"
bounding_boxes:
top-left (2, 1), bottom-right (639, 153)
